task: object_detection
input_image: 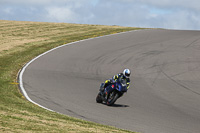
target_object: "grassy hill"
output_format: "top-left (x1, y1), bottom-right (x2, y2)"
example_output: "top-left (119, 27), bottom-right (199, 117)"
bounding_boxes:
top-left (0, 20), bottom-right (142, 132)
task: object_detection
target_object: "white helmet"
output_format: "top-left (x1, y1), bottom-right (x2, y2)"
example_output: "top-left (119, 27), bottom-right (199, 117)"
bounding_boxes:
top-left (123, 69), bottom-right (131, 78)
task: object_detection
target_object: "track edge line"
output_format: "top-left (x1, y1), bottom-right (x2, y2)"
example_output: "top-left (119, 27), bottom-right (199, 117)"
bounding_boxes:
top-left (17, 29), bottom-right (148, 114)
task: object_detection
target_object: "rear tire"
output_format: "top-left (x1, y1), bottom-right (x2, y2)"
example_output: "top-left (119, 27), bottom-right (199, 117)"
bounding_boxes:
top-left (96, 92), bottom-right (103, 103)
top-left (106, 91), bottom-right (119, 106)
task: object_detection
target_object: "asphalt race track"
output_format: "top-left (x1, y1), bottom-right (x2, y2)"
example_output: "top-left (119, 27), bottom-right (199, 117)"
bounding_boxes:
top-left (21, 29), bottom-right (200, 133)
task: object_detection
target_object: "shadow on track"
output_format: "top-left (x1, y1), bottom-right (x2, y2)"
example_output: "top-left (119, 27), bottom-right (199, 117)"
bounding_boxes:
top-left (100, 103), bottom-right (129, 107)
top-left (111, 104), bottom-right (129, 107)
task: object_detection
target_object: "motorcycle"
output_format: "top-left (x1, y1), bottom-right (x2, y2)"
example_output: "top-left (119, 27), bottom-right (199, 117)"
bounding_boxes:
top-left (96, 78), bottom-right (128, 106)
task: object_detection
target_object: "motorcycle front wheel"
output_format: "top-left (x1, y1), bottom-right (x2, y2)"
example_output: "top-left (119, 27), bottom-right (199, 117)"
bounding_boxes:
top-left (106, 91), bottom-right (119, 106)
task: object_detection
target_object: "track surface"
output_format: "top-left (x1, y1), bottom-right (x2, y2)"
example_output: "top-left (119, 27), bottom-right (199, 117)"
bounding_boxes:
top-left (22, 29), bottom-right (200, 133)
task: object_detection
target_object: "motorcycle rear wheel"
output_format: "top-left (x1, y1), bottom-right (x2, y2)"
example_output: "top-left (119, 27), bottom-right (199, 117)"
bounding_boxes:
top-left (96, 92), bottom-right (103, 103)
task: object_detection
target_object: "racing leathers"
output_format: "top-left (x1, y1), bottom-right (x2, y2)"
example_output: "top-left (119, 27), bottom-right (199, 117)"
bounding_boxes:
top-left (100, 73), bottom-right (130, 92)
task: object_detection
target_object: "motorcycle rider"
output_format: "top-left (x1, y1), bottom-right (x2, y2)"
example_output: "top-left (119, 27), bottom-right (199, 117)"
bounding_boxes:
top-left (100, 69), bottom-right (131, 93)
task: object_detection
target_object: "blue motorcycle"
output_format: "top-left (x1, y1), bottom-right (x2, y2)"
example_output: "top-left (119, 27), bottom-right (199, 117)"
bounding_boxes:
top-left (96, 78), bottom-right (128, 106)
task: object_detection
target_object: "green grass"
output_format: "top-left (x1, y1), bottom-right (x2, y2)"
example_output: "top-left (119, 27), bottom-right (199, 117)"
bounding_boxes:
top-left (0, 20), bottom-right (143, 132)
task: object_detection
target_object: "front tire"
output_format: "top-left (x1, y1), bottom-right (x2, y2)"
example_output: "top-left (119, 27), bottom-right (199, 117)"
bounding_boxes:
top-left (106, 91), bottom-right (119, 106)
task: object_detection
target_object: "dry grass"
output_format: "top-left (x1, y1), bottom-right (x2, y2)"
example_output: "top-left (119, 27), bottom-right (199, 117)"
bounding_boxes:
top-left (0, 20), bottom-right (141, 58)
top-left (0, 20), bottom-right (130, 52)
